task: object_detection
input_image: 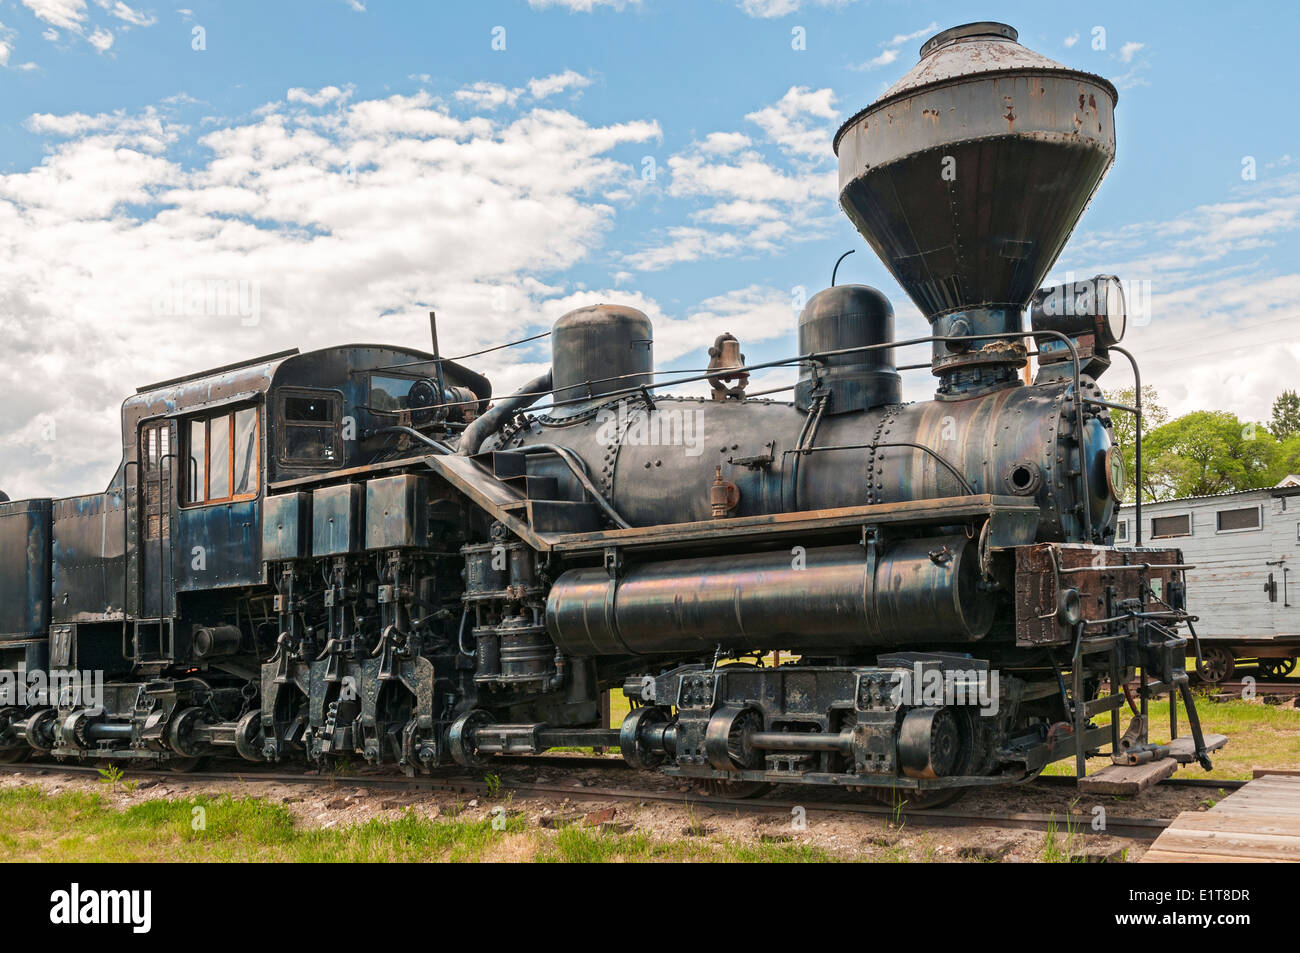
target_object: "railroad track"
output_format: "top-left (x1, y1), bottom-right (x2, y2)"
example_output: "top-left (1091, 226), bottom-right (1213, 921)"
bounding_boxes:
top-left (0, 756), bottom-right (1239, 842)
top-left (1211, 679), bottom-right (1300, 695)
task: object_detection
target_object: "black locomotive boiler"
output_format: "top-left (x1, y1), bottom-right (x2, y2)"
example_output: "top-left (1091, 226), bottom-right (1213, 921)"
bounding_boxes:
top-left (0, 23), bottom-right (1218, 805)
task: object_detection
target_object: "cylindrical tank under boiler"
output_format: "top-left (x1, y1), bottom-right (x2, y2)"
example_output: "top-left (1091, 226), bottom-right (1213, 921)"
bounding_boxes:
top-left (544, 534), bottom-right (993, 657)
top-left (550, 304), bottom-right (654, 407)
top-left (795, 284), bottom-right (902, 414)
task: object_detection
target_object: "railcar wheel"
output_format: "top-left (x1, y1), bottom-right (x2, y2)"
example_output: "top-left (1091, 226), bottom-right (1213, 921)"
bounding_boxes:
top-left (1196, 647), bottom-right (1236, 684)
top-left (1257, 658), bottom-right (1296, 679)
top-left (693, 778), bottom-right (773, 799)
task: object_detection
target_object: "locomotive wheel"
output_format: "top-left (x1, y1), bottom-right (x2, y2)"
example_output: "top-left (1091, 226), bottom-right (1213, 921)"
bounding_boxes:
top-left (167, 755), bottom-right (210, 773)
top-left (863, 785), bottom-right (968, 811)
top-left (1196, 647), bottom-right (1236, 684)
top-left (234, 709), bottom-right (265, 762)
top-left (620, 706), bottom-right (670, 770)
top-left (449, 710), bottom-right (492, 768)
top-left (0, 747), bottom-right (29, 764)
top-left (693, 778), bottom-right (773, 799)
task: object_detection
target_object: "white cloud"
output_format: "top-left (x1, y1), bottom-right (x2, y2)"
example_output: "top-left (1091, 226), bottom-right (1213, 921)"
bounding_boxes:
top-left (527, 0), bottom-right (641, 10)
top-left (103, 1), bottom-right (155, 27)
top-left (623, 86), bottom-right (838, 270)
top-left (87, 25), bottom-right (112, 51)
top-left (1057, 171), bottom-right (1300, 424)
top-left (697, 131), bottom-right (751, 155)
top-left (455, 82), bottom-right (522, 110)
top-left (735, 0), bottom-right (862, 18)
top-left (0, 20), bottom-right (14, 65)
top-left (455, 71), bottom-right (592, 110)
top-left (851, 20), bottom-right (937, 71)
top-left (1063, 33), bottom-right (1079, 48)
top-left (744, 85), bottom-right (836, 157)
top-left (22, 0), bottom-right (87, 31)
top-left (0, 85), bottom-right (661, 497)
top-left (343, 0), bottom-right (366, 11)
top-left (20, 0), bottom-right (156, 54)
top-left (1119, 41), bottom-right (1145, 63)
top-left (286, 85), bottom-right (353, 108)
top-left (527, 69), bottom-right (591, 99)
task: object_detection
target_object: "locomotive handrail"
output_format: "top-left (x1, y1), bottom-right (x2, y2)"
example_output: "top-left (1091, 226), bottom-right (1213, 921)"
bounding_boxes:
top-left (358, 328), bottom-right (1095, 540)
top-left (371, 425), bottom-right (453, 454)
top-left (513, 443), bottom-right (632, 530)
top-left (1109, 345), bottom-right (1144, 546)
top-left (780, 441), bottom-right (977, 496)
top-left (1058, 562), bottom-right (1195, 573)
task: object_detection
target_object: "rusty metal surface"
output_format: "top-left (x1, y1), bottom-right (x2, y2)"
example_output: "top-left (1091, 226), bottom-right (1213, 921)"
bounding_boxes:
top-left (0, 499), bottom-right (52, 640)
top-left (1015, 543), bottom-right (1188, 646)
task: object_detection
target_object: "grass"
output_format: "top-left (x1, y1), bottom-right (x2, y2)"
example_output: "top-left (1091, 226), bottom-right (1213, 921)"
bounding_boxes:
top-left (0, 787), bottom-right (535, 863)
top-left (1041, 694), bottom-right (1300, 780)
top-left (0, 786), bottom-right (843, 863)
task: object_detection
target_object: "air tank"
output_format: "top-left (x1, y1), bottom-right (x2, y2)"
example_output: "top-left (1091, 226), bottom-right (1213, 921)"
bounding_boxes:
top-left (551, 304), bottom-right (654, 407)
top-left (795, 284), bottom-right (901, 414)
top-left (834, 22), bottom-right (1117, 396)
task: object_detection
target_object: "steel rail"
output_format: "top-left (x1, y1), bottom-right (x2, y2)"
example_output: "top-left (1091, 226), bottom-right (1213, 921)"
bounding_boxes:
top-left (0, 761), bottom-right (1233, 842)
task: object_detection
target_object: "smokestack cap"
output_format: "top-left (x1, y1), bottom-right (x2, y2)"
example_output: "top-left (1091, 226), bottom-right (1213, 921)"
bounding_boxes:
top-left (919, 21), bottom-right (1018, 59)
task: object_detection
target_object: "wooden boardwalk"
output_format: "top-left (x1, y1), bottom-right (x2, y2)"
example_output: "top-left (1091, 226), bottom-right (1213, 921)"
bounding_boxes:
top-left (1142, 774), bottom-right (1300, 862)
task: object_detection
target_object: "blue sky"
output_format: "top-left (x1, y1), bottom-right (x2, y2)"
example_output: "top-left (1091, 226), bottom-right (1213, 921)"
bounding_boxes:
top-left (1, 0), bottom-right (1297, 497)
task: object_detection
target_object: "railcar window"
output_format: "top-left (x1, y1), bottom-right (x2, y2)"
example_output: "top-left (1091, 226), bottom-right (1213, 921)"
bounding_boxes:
top-left (1216, 506), bottom-right (1261, 532)
top-left (1151, 514), bottom-right (1191, 538)
top-left (183, 406), bottom-right (259, 505)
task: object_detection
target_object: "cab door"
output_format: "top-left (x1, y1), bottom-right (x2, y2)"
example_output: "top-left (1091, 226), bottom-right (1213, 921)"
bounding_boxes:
top-left (136, 419), bottom-right (174, 622)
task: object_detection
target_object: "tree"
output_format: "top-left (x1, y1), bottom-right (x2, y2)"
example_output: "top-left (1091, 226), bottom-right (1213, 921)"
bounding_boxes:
top-left (1109, 385), bottom-right (1167, 502)
top-left (1272, 390), bottom-right (1300, 440)
top-left (1141, 411), bottom-right (1279, 500)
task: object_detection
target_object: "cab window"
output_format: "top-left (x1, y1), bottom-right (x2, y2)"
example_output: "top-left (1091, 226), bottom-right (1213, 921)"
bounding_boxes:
top-left (185, 406), bottom-right (259, 504)
top-left (369, 374), bottom-right (422, 412)
top-left (279, 389), bottom-right (342, 465)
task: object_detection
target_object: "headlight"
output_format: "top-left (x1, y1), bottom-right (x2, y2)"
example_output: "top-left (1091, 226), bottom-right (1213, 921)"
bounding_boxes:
top-left (1030, 273), bottom-right (1127, 348)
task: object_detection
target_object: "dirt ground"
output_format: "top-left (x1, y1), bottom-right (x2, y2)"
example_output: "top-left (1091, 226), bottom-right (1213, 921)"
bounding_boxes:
top-left (0, 758), bottom-right (1233, 862)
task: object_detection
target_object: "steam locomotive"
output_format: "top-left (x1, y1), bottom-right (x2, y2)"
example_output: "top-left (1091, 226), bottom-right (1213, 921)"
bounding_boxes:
top-left (0, 23), bottom-right (1218, 805)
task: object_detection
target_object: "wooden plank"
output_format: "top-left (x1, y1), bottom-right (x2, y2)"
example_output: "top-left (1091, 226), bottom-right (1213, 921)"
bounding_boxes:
top-left (1144, 774), bottom-right (1300, 861)
top-left (1141, 829), bottom-right (1300, 861)
top-left (1167, 734), bottom-right (1227, 764)
top-left (1077, 758), bottom-right (1178, 795)
top-left (1254, 769), bottom-right (1300, 779)
top-left (1140, 848), bottom-right (1284, 863)
top-left (1169, 813), bottom-right (1300, 836)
